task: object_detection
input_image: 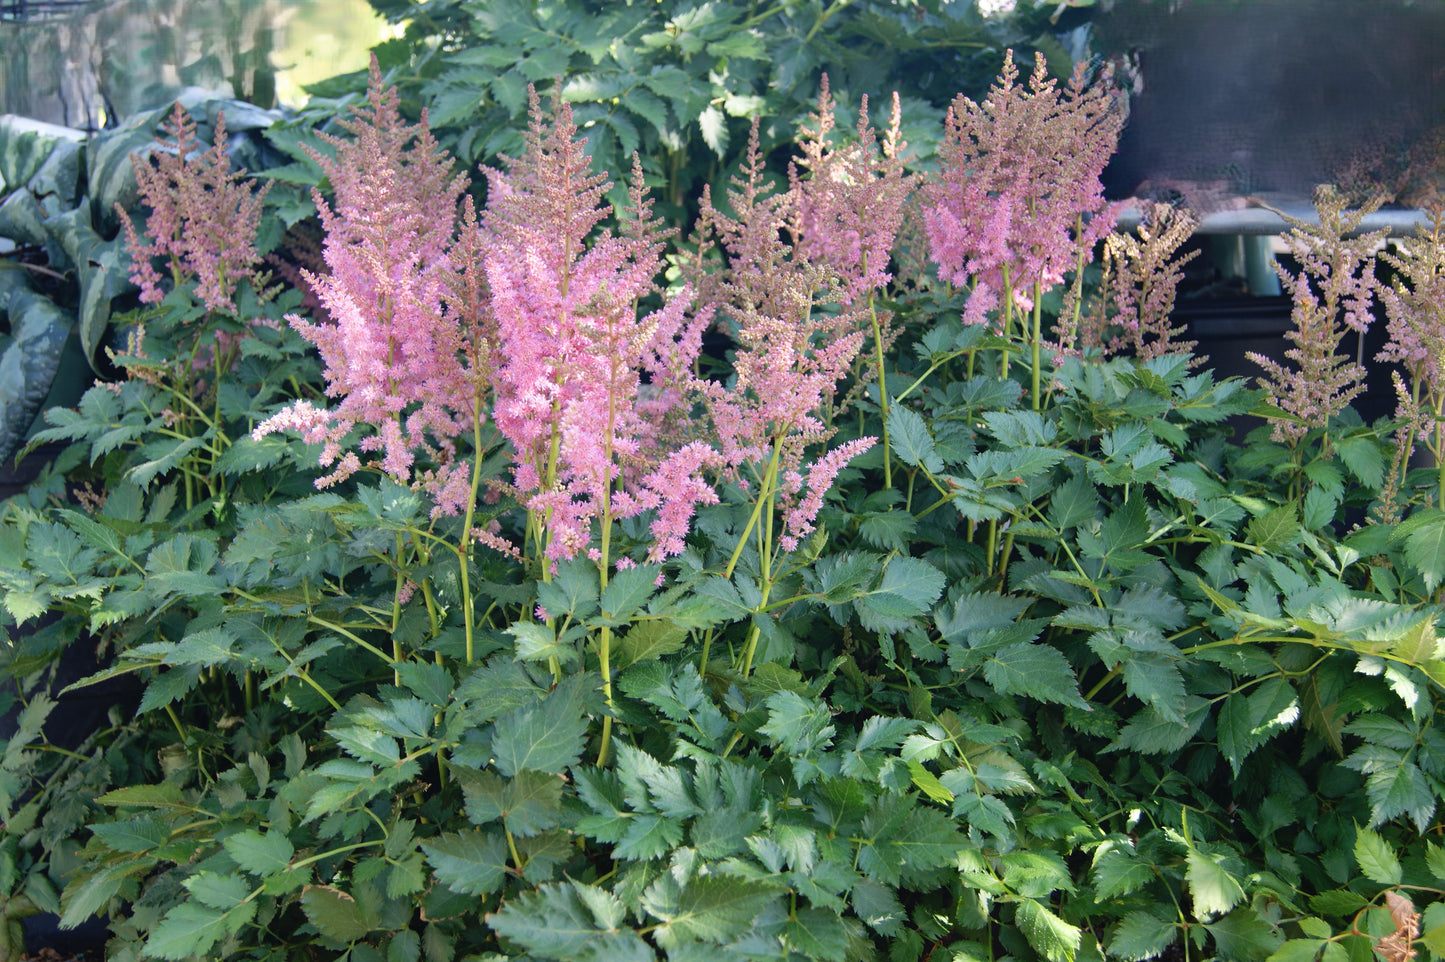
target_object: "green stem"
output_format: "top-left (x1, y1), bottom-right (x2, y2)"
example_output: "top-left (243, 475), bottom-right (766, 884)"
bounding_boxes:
top-left (724, 439), bottom-right (784, 579)
top-left (1030, 281), bottom-right (1043, 412)
top-left (307, 615), bottom-right (396, 665)
top-left (459, 395), bottom-right (487, 665)
top-left (865, 258), bottom-right (893, 489)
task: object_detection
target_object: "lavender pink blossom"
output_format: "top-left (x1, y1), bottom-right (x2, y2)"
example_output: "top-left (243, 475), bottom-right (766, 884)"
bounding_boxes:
top-left (921, 51), bottom-right (1120, 327)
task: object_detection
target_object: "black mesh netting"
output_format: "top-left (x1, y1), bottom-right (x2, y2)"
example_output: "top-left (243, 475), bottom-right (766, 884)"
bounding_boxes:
top-left (1096, 0), bottom-right (1445, 210)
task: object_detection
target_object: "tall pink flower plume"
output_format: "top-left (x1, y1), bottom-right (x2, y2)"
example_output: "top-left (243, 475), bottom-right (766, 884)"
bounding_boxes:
top-left (694, 122), bottom-right (876, 542)
top-left (788, 76), bottom-right (915, 304)
top-left (921, 51), bottom-right (1121, 327)
top-left (119, 102), bottom-right (270, 315)
top-left (254, 57), bottom-right (493, 515)
top-left (484, 87), bottom-right (718, 562)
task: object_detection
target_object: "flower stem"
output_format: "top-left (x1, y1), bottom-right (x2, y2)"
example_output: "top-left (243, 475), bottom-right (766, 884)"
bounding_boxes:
top-left (868, 275), bottom-right (893, 488)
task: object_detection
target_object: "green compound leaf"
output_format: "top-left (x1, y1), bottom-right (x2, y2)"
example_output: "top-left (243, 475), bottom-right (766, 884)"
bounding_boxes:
top-left (144, 902), bottom-right (238, 960)
top-left (1109, 911), bottom-right (1178, 962)
top-left (184, 872), bottom-right (250, 910)
top-left (300, 884), bottom-right (379, 943)
top-left (1186, 847), bottom-right (1245, 919)
top-left (888, 406), bottom-right (943, 473)
top-left (853, 556), bottom-right (946, 635)
top-left (641, 873), bottom-right (781, 949)
top-left (488, 881), bottom-right (647, 959)
top-left (1401, 512), bottom-right (1445, 592)
top-left (982, 642), bottom-right (1088, 710)
top-left (223, 829), bottom-right (295, 877)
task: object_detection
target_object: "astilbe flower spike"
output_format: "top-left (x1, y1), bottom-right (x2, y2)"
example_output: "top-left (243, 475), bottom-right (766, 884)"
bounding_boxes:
top-left (1065, 202), bottom-right (1202, 364)
top-left (484, 86), bottom-right (718, 564)
top-left (253, 57), bottom-right (491, 515)
top-left (1250, 187), bottom-right (1386, 444)
top-left (694, 121), bottom-right (876, 554)
top-left (119, 102), bottom-right (270, 314)
top-left (787, 76), bottom-right (915, 305)
top-left (921, 50), bottom-right (1121, 328)
top-left (1377, 208), bottom-right (1445, 510)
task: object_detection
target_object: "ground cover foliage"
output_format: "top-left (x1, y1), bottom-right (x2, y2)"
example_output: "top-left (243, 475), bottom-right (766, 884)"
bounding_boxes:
top-left (1, 36), bottom-right (1445, 962)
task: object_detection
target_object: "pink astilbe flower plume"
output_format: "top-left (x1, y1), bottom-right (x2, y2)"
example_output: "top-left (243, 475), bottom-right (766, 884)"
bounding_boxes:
top-left (921, 51), bottom-right (1121, 327)
top-left (788, 76), bottom-right (915, 304)
top-left (1064, 202), bottom-right (1202, 364)
top-left (694, 122), bottom-right (876, 551)
top-left (119, 102), bottom-right (270, 314)
top-left (484, 87), bottom-right (718, 563)
top-left (253, 57), bottom-right (494, 515)
top-left (1250, 187), bottom-right (1386, 443)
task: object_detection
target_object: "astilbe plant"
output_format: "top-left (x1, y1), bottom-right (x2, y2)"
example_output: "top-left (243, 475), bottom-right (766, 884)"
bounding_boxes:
top-left (692, 123), bottom-right (876, 677)
top-left (921, 51), bottom-right (1121, 409)
top-left (787, 77), bottom-right (914, 484)
top-left (1378, 208), bottom-right (1445, 512)
top-left (1250, 186), bottom-right (1386, 449)
top-left (1064, 201), bottom-right (1202, 365)
top-left (118, 101), bottom-right (270, 316)
top-left (483, 88), bottom-right (717, 571)
top-left (253, 59), bottom-right (485, 513)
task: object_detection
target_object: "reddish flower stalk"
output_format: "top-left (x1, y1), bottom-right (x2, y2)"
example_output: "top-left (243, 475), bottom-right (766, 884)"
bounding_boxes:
top-left (119, 102), bottom-right (269, 315)
top-left (1377, 207), bottom-right (1445, 508)
top-left (1066, 203), bottom-right (1201, 365)
top-left (1250, 187), bottom-right (1385, 445)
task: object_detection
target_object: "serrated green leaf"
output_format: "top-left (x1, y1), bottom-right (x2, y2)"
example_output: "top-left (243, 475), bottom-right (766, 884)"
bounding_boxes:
top-left (1186, 848), bottom-right (1245, 919)
top-left (599, 563), bottom-right (660, 625)
top-left (697, 105), bottom-right (728, 157)
top-left (1427, 841), bottom-right (1445, 883)
top-left (642, 873), bottom-right (780, 949)
top-left (1208, 908), bottom-right (1285, 961)
top-left (422, 828), bottom-right (511, 897)
top-left (95, 783), bottom-right (184, 809)
top-left (184, 871), bottom-right (250, 910)
top-left (508, 620), bottom-right (579, 666)
top-left (614, 619), bottom-right (688, 668)
top-left (854, 556), bottom-right (946, 634)
top-left (1352, 825), bottom-right (1402, 884)
top-left (888, 406), bottom-right (943, 473)
top-left (487, 882), bottom-right (626, 958)
top-left (1018, 897), bottom-right (1082, 962)
top-left (144, 902), bottom-right (234, 960)
top-left (1092, 844), bottom-right (1157, 901)
top-left (982, 643), bottom-right (1088, 710)
top-left (491, 673), bottom-right (589, 777)
top-left (1336, 435), bottom-right (1385, 489)
top-left (301, 884), bottom-right (378, 942)
top-left (1109, 911), bottom-right (1177, 961)
top-left (458, 768), bottom-right (565, 837)
top-left (89, 815), bottom-right (169, 853)
top-left (1265, 936), bottom-right (1323, 959)
top-left (60, 862), bottom-right (145, 930)
top-left (1309, 889), bottom-right (1367, 918)
top-left (223, 829), bottom-right (295, 877)
top-left (1402, 515), bottom-right (1445, 592)
top-left (1247, 504), bottom-right (1300, 551)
